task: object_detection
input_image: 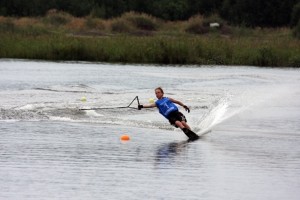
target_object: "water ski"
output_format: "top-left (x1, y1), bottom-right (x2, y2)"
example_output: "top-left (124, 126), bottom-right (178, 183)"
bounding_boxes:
top-left (182, 128), bottom-right (199, 141)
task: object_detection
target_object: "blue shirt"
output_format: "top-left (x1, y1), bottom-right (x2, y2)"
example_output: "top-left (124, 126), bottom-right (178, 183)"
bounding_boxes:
top-left (155, 97), bottom-right (178, 118)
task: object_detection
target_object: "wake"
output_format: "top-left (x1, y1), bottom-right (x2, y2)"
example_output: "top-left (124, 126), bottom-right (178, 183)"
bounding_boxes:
top-left (193, 97), bottom-right (229, 135)
top-left (193, 94), bottom-right (257, 135)
top-left (193, 85), bottom-right (288, 135)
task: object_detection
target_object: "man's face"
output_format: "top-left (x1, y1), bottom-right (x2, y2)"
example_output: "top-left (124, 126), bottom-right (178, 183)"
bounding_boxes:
top-left (155, 89), bottom-right (163, 99)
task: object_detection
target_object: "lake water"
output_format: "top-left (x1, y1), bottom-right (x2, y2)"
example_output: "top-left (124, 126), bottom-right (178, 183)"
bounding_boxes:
top-left (0, 59), bottom-right (300, 200)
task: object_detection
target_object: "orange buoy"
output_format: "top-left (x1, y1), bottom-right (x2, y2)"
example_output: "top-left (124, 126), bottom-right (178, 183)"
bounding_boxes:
top-left (120, 135), bottom-right (130, 141)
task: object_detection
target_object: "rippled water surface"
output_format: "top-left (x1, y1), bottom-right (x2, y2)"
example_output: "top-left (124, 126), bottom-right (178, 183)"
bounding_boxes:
top-left (0, 60), bottom-right (300, 199)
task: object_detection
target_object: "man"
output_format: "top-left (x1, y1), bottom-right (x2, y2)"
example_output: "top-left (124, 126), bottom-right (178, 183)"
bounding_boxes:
top-left (138, 87), bottom-right (199, 140)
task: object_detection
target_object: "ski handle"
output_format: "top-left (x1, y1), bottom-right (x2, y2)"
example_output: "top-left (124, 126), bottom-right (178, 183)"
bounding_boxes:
top-left (79, 96), bottom-right (140, 110)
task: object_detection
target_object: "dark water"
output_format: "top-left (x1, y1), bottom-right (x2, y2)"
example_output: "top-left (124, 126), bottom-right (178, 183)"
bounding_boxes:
top-left (0, 60), bottom-right (300, 199)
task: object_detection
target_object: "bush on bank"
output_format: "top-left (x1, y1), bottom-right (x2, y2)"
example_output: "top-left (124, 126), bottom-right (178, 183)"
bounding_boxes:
top-left (0, 13), bottom-right (299, 67)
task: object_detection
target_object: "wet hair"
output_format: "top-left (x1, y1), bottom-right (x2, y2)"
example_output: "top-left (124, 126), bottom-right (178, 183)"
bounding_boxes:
top-left (155, 87), bottom-right (164, 94)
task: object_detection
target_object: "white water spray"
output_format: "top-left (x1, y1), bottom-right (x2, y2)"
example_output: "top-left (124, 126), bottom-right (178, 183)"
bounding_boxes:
top-left (193, 84), bottom-right (290, 135)
top-left (194, 97), bottom-right (229, 135)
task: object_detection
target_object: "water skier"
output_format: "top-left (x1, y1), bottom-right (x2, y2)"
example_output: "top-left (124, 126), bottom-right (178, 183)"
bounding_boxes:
top-left (138, 87), bottom-right (199, 140)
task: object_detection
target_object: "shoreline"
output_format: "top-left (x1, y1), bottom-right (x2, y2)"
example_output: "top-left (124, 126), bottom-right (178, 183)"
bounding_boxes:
top-left (0, 13), bottom-right (299, 67)
top-left (0, 58), bottom-right (298, 69)
top-left (1, 34), bottom-right (299, 67)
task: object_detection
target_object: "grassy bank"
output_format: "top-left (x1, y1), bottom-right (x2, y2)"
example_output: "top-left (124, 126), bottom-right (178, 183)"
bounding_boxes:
top-left (0, 12), bottom-right (299, 67)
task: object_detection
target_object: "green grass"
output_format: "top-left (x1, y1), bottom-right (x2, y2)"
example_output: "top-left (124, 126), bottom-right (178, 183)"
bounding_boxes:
top-left (0, 13), bottom-right (299, 67)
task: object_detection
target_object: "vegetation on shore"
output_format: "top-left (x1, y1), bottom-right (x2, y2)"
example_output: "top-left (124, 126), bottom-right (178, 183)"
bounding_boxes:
top-left (0, 11), bottom-right (300, 67)
top-left (1, 0), bottom-right (299, 28)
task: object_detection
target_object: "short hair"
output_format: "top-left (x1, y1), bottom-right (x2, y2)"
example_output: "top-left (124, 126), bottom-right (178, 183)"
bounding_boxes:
top-left (155, 87), bottom-right (164, 94)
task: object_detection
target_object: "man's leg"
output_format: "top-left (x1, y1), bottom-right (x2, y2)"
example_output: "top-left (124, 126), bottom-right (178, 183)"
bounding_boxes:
top-left (175, 121), bottom-right (185, 129)
top-left (175, 121), bottom-right (199, 140)
top-left (181, 121), bottom-right (191, 130)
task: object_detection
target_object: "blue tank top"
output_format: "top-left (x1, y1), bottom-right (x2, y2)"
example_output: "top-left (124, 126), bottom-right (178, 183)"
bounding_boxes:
top-left (155, 97), bottom-right (178, 118)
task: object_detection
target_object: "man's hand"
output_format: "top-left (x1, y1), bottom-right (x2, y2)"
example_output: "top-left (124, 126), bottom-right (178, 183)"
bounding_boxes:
top-left (138, 105), bottom-right (144, 110)
top-left (183, 105), bottom-right (190, 113)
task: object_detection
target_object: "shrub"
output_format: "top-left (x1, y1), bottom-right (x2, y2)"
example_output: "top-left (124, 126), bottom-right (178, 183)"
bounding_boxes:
top-left (202, 14), bottom-right (224, 27)
top-left (130, 16), bottom-right (157, 30)
top-left (220, 24), bottom-right (232, 35)
top-left (185, 15), bottom-right (209, 34)
top-left (66, 18), bottom-right (86, 31)
top-left (85, 17), bottom-right (105, 30)
top-left (44, 10), bottom-right (72, 26)
top-left (122, 12), bottom-right (159, 31)
top-left (185, 24), bottom-right (209, 34)
top-left (111, 19), bottom-right (132, 33)
top-left (0, 18), bottom-right (15, 32)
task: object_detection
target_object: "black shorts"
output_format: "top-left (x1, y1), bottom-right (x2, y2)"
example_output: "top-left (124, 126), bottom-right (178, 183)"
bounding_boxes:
top-left (167, 111), bottom-right (187, 127)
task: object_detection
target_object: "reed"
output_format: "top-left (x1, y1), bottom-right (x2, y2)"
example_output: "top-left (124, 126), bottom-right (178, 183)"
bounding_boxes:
top-left (0, 13), bottom-right (299, 67)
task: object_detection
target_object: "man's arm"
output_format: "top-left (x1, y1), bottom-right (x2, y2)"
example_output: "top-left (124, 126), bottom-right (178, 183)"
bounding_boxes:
top-left (169, 97), bottom-right (185, 107)
top-left (138, 103), bottom-right (156, 110)
top-left (169, 97), bottom-right (190, 113)
top-left (143, 103), bottom-right (157, 108)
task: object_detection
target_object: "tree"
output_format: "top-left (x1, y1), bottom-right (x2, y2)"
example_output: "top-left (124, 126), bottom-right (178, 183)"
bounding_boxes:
top-left (0, 0), bottom-right (57, 16)
top-left (53, 0), bottom-right (94, 17)
top-left (93, 0), bottom-right (128, 18)
top-left (221, 0), bottom-right (299, 27)
top-left (187, 0), bottom-right (223, 16)
top-left (0, 0), bottom-right (299, 28)
top-left (291, 2), bottom-right (300, 26)
top-left (149, 0), bottom-right (189, 20)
